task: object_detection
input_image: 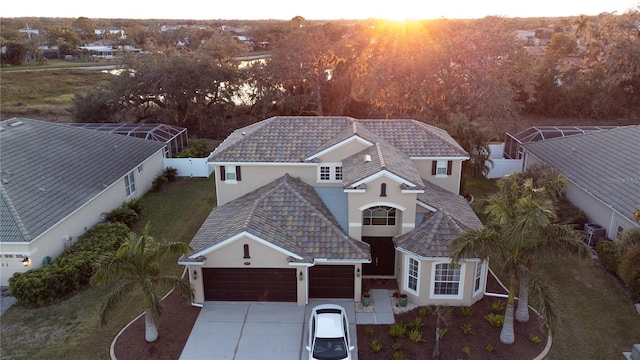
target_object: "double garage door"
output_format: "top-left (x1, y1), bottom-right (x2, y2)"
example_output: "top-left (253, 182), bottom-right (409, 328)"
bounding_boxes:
top-left (202, 265), bottom-right (354, 301)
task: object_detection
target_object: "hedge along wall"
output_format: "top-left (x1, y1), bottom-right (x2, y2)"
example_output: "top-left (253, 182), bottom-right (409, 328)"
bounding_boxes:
top-left (8, 222), bottom-right (129, 306)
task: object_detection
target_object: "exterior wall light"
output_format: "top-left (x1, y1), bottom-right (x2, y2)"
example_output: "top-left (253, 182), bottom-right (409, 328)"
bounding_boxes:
top-left (356, 268), bottom-right (361, 278)
top-left (22, 257), bottom-right (30, 267)
top-left (299, 271), bottom-right (304, 281)
top-left (192, 270), bottom-right (198, 280)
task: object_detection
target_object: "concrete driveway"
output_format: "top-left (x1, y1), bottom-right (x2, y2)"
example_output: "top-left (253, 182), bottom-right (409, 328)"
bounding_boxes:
top-left (180, 299), bottom-right (358, 360)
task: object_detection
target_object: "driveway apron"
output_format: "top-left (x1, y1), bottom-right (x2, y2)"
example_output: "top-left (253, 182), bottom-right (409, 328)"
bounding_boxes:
top-left (180, 300), bottom-right (359, 360)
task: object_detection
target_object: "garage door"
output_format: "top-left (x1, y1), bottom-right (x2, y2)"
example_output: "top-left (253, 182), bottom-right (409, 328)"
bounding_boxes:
top-left (309, 265), bottom-right (354, 298)
top-left (202, 268), bottom-right (297, 302)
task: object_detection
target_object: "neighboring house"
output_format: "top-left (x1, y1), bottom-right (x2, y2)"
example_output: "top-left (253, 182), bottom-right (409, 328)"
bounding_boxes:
top-left (179, 116), bottom-right (486, 307)
top-left (0, 118), bottom-right (166, 286)
top-left (523, 125), bottom-right (640, 240)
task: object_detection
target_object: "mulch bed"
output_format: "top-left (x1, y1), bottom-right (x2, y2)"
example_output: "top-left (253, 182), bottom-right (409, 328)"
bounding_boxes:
top-left (114, 290), bottom-right (200, 360)
top-left (357, 271), bottom-right (548, 360)
top-left (114, 271), bottom-right (547, 360)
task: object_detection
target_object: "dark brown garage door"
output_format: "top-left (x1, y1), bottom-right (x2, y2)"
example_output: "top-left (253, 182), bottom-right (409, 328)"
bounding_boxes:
top-left (309, 265), bottom-right (354, 298)
top-left (202, 268), bottom-right (297, 302)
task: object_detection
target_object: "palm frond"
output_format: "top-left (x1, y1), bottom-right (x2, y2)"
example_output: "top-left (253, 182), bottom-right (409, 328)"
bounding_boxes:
top-left (450, 228), bottom-right (503, 263)
top-left (99, 281), bottom-right (137, 326)
top-left (524, 224), bottom-right (591, 261)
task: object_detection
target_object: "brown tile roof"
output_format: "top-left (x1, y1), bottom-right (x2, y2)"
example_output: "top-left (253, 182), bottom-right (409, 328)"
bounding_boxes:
top-left (209, 116), bottom-right (468, 163)
top-left (186, 174), bottom-right (370, 262)
top-left (394, 210), bottom-right (471, 257)
top-left (342, 143), bottom-right (425, 190)
top-left (395, 181), bottom-right (483, 258)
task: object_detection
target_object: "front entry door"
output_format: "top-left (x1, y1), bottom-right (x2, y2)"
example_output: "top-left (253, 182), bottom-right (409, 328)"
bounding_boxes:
top-left (362, 237), bottom-right (395, 276)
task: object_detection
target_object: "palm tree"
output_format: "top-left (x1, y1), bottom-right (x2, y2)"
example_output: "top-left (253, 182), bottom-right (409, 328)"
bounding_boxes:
top-left (92, 224), bottom-right (193, 342)
top-left (451, 168), bottom-right (590, 344)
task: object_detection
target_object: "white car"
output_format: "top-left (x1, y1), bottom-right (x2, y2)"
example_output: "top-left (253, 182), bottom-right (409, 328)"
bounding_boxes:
top-left (306, 304), bottom-right (355, 360)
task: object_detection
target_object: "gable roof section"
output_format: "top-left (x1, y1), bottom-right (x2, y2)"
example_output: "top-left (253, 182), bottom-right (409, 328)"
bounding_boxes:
top-left (209, 116), bottom-right (468, 163)
top-left (522, 125), bottom-right (640, 223)
top-left (342, 142), bottom-right (425, 190)
top-left (417, 181), bottom-right (484, 230)
top-left (394, 210), bottom-right (471, 257)
top-left (0, 118), bottom-right (166, 243)
top-left (395, 181), bottom-right (483, 258)
top-left (186, 174), bottom-right (370, 262)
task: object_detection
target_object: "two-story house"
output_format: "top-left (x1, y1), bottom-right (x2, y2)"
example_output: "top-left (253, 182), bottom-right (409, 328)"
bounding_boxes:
top-left (179, 116), bottom-right (486, 307)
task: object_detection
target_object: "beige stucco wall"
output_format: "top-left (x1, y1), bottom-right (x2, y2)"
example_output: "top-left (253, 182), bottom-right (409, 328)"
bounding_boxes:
top-left (397, 253), bottom-right (486, 307)
top-left (189, 235), bottom-right (308, 306)
top-left (347, 175), bottom-right (417, 239)
top-left (0, 151), bottom-right (165, 287)
top-left (413, 159), bottom-right (463, 194)
top-left (215, 164), bottom-right (318, 206)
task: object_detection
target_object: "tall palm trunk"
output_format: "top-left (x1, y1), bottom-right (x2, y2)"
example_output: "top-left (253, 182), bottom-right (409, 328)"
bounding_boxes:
top-left (515, 283), bottom-right (530, 322)
top-left (500, 275), bottom-right (516, 344)
top-left (145, 308), bottom-right (159, 342)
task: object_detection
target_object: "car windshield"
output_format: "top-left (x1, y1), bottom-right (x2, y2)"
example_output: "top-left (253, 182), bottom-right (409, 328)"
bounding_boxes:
top-left (312, 337), bottom-right (347, 360)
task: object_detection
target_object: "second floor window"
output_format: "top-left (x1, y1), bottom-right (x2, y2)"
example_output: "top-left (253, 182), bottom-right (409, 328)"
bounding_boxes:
top-left (363, 206), bottom-right (396, 226)
top-left (318, 164), bottom-right (342, 182)
top-left (220, 166), bottom-right (242, 182)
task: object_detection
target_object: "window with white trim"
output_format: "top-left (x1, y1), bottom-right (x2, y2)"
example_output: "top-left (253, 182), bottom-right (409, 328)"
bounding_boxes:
top-left (363, 206), bottom-right (396, 225)
top-left (317, 163), bottom-right (343, 182)
top-left (474, 262), bottom-right (483, 293)
top-left (408, 258), bottom-right (419, 292)
top-left (225, 166), bottom-right (237, 181)
top-left (436, 160), bottom-right (448, 175)
top-left (433, 263), bottom-right (461, 296)
top-left (124, 171), bottom-right (136, 196)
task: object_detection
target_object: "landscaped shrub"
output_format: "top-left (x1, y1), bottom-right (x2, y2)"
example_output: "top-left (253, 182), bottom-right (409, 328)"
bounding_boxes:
top-left (596, 240), bottom-right (622, 275)
top-left (164, 167), bottom-right (178, 182)
top-left (618, 245), bottom-right (640, 286)
top-left (627, 275), bottom-right (640, 302)
top-left (152, 174), bottom-right (168, 191)
top-left (8, 223), bottom-right (129, 306)
top-left (103, 201), bottom-right (140, 227)
top-left (176, 139), bottom-right (208, 158)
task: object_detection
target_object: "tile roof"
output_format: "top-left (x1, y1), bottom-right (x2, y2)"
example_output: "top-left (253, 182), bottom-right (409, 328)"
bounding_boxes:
top-left (394, 210), bottom-right (472, 257)
top-left (417, 181), bottom-right (484, 230)
top-left (522, 125), bottom-right (640, 224)
top-left (0, 118), bottom-right (166, 243)
top-left (209, 116), bottom-right (468, 163)
top-left (342, 143), bottom-right (425, 190)
top-left (395, 181), bottom-right (483, 258)
top-left (186, 174), bottom-right (370, 262)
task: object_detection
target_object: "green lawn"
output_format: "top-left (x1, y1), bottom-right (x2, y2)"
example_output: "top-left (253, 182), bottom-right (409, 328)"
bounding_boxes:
top-left (465, 177), bottom-right (640, 358)
top-left (0, 175), bottom-right (216, 360)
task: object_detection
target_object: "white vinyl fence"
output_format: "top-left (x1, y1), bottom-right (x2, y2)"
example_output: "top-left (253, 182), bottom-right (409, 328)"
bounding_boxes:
top-left (164, 158), bottom-right (214, 178)
top-left (486, 143), bottom-right (523, 179)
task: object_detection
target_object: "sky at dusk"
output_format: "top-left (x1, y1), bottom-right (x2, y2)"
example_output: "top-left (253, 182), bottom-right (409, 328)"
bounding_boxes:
top-left (2, 0), bottom-right (638, 20)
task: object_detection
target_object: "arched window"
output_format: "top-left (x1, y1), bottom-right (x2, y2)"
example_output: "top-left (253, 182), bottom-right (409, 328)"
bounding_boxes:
top-left (363, 206), bottom-right (396, 226)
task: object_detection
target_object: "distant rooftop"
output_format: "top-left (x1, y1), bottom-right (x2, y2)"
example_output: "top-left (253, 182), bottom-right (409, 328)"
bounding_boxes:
top-left (504, 125), bottom-right (621, 160)
top-left (66, 123), bottom-right (188, 158)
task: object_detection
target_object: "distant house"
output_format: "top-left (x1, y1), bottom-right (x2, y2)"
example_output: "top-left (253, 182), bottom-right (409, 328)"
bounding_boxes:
top-left (523, 125), bottom-right (640, 240)
top-left (0, 118), bottom-right (166, 286)
top-left (179, 116), bottom-right (486, 307)
top-left (94, 28), bottom-right (125, 39)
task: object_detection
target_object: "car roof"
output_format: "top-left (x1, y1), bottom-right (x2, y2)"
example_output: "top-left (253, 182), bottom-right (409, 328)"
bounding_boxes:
top-left (316, 312), bottom-right (344, 338)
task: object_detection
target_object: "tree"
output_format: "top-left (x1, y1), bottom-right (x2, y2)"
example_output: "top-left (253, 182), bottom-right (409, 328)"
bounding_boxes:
top-left (448, 117), bottom-right (494, 180)
top-left (451, 166), bottom-right (590, 344)
top-left (91, 224), bottom-right (193, 342)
